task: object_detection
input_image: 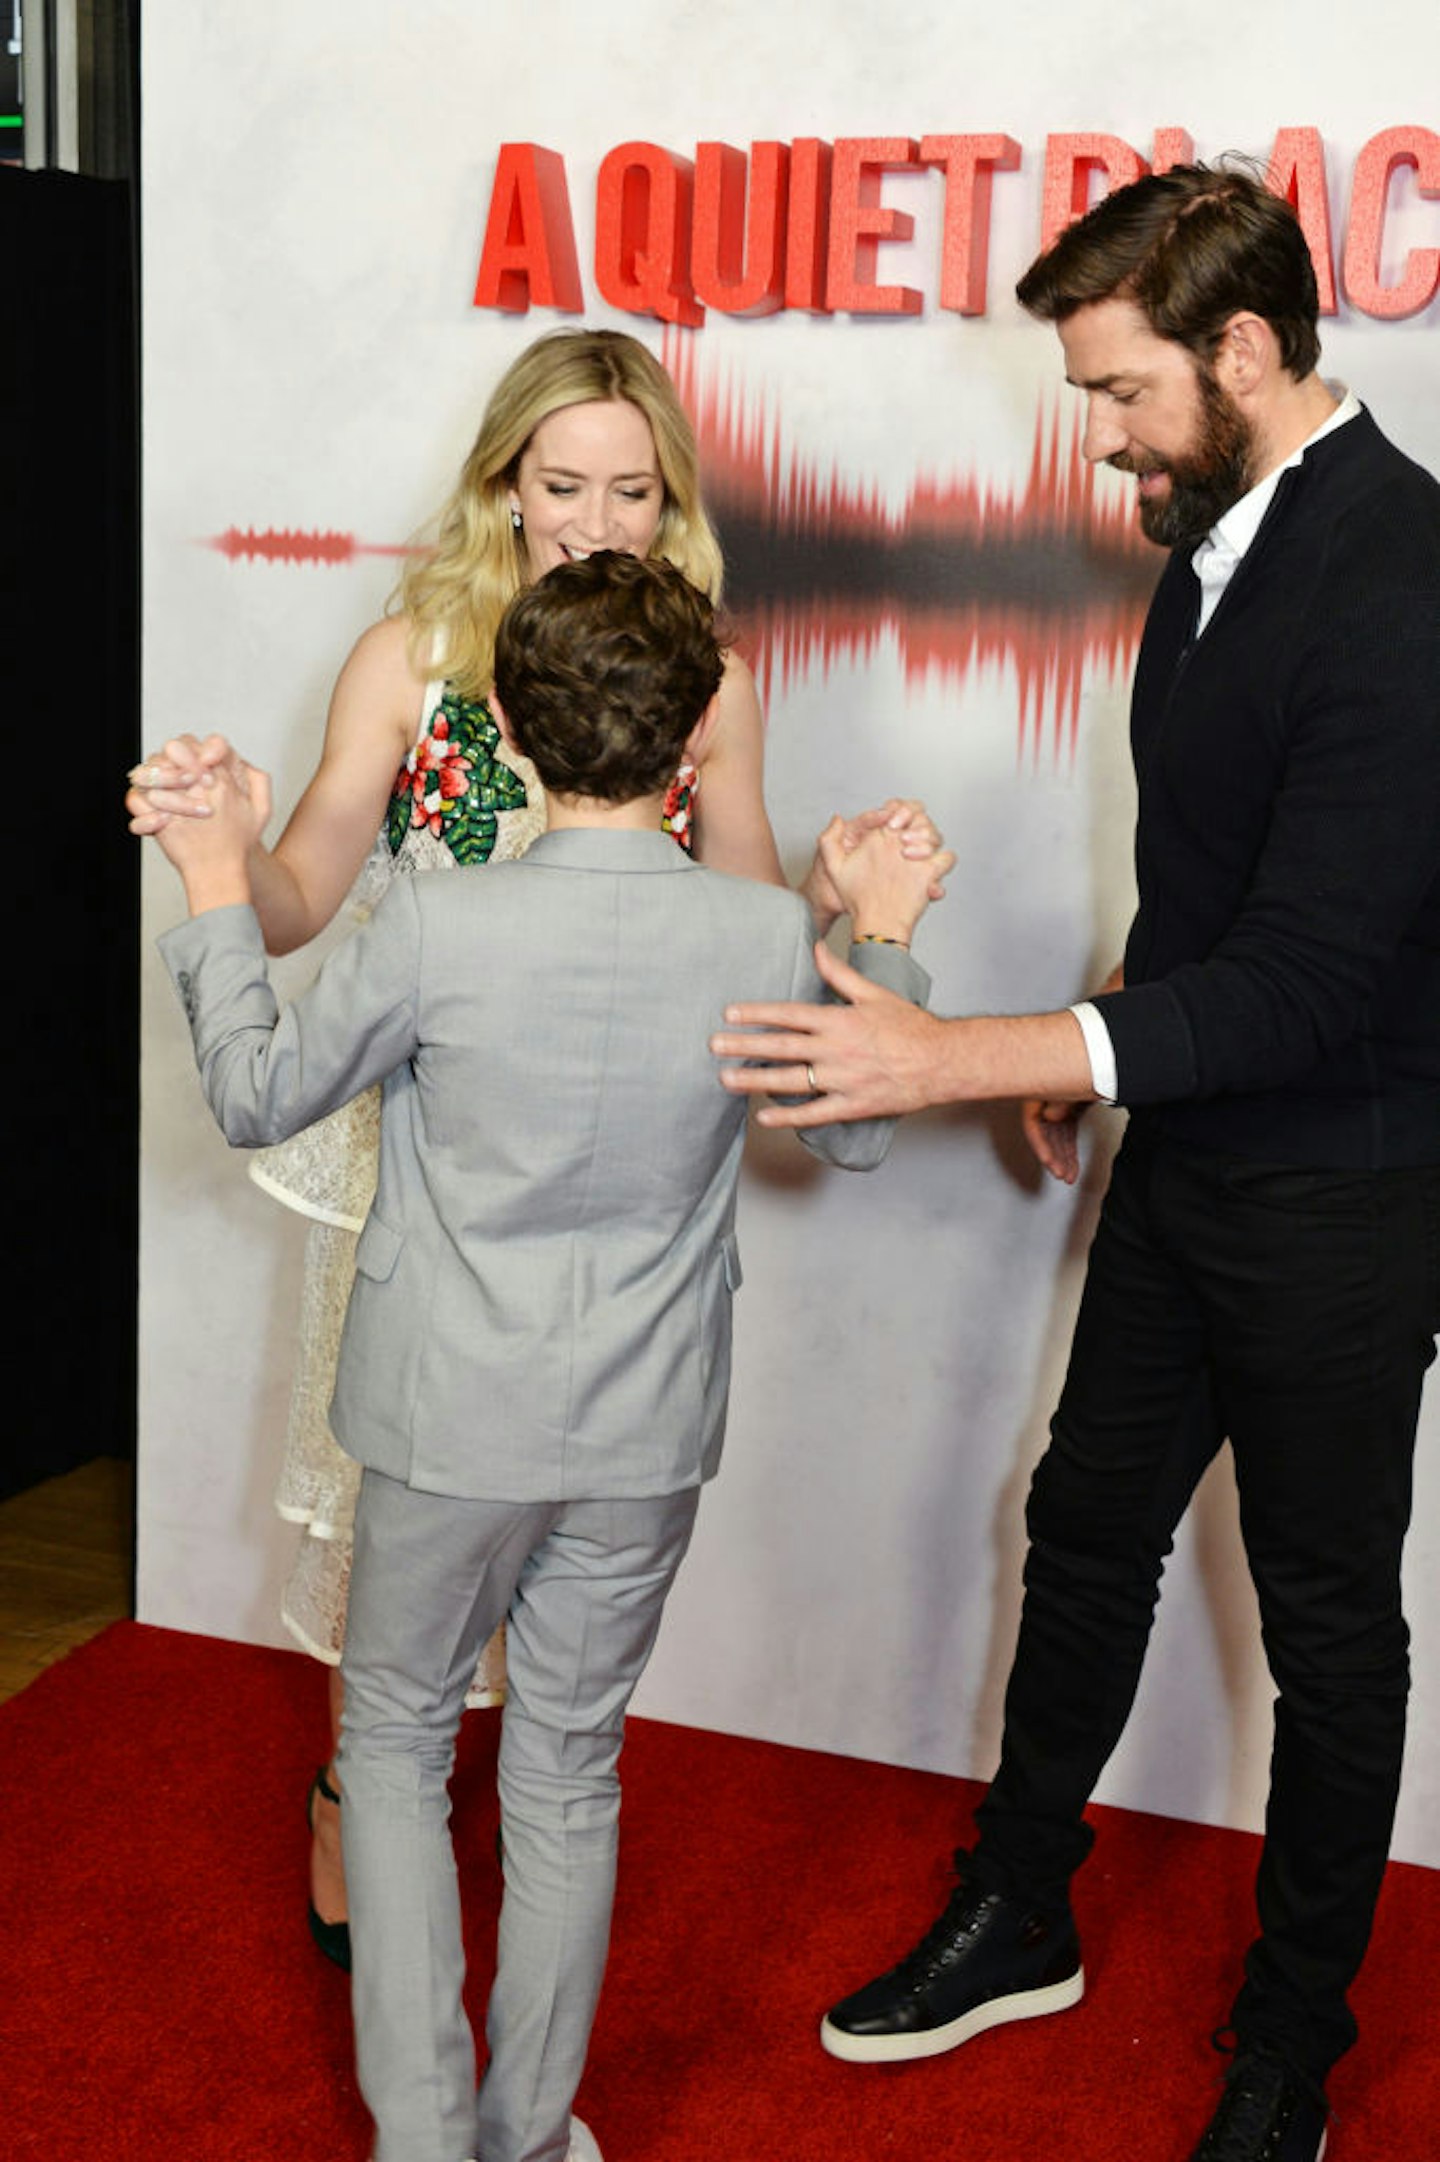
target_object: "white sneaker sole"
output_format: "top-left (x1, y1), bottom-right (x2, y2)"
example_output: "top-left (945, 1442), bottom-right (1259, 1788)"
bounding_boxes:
top-left (566, 2116), bottom-right (604, 2162)
top-left (819, 1963), bottom-right (1085, 2064)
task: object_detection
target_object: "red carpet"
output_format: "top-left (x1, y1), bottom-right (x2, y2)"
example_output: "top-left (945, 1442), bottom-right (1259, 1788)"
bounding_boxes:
top-left (2, 1622), bottom-right (1435, 2159)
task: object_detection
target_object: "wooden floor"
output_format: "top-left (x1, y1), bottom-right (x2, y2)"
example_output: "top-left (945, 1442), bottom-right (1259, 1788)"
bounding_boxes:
top-left (0, 1456), bottom-right (134, 1706)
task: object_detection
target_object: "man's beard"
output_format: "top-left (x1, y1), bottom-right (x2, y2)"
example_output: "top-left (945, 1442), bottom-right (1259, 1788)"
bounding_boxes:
top-left (1115, 369), bottom-right (1256, 549)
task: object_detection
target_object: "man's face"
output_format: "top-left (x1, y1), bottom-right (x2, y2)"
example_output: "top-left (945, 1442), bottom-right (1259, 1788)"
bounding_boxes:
top-left (1057, 297), bottom-right (1256, 547)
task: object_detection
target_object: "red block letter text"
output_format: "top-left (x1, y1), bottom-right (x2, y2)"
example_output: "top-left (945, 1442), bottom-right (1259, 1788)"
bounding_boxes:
top-left (1265, 128), bottom-right (1338, 314)
top-left (786, 139), bottom-right (833, 311)
top-left (692, 142), bottom-right (788, 317)
top-left (1343, 126), bottom-right (1440, 320)
top-left (594, 142), bottom-right (704, 327)
top-left (827, 137), bottom-right (923, 315)
top-left (920, 133), bottom-right (1021, 315)
top-left (473, 144), bottom-right (583, 313)
top-left (1040, 134), bottom-right (1146, 251)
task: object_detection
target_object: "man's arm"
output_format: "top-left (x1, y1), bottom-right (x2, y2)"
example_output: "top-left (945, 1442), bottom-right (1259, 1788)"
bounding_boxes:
top-left (1023, 960), bottom-right (1124, 1183)
top-left (1098, 485), bottom-right (1440, 1105)
top-left (712, 940), bottom-right (1094, 1130)
top-left (724, 819), bottom-right (940, 1168)
top-left (785, 818), bottom-right (944, 1166)
top-left (715, 803), bottom-right (1103, 1161)
top-left (788, 937), bottom-right (933, 1170)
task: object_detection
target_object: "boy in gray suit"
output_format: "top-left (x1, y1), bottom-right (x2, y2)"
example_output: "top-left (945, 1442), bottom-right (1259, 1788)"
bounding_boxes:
top-left (157, 553), bottom-right (947, 2162)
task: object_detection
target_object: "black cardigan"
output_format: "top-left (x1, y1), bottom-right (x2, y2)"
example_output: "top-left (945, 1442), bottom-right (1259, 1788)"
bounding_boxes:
top-left (1092, 406), bottom-right (1440, 1168)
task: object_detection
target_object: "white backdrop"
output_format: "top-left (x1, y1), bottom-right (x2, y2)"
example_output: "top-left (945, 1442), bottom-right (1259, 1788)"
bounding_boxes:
top-left (138, 1), bottom-right (1440, 1866)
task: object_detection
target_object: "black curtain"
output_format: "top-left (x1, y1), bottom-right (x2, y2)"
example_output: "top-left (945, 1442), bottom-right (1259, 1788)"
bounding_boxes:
top-left (2, 161), bottom-right (139, 1498)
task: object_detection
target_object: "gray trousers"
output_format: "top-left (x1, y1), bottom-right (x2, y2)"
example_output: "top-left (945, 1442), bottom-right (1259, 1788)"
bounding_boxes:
top-left (340, 1467), bottom-right (701, 2162)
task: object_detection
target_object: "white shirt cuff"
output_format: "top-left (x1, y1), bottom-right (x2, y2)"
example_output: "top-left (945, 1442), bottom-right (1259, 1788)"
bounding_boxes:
top-left (1069, 1001), bottom-right (1119, 1104)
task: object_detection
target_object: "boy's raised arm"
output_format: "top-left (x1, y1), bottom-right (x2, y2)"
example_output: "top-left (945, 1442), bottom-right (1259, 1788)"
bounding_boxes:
top-left (154, 759), bottom-right (273, 917)
top-left (819, 815), bottom-right (953, 948)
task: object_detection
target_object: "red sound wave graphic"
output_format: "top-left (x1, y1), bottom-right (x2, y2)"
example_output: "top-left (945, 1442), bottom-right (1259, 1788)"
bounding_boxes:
top-left (204, 528), bottom-right (413, 565)
top-left (203, 344), bottom-right (1156, 763)
top-left (661, 329), bottom-right (1156, 763)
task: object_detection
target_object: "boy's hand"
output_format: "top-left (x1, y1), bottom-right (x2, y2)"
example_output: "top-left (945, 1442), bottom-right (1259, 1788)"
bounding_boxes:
top-left (817, 816), bottom-right (954, 947)
top-left (155, 758), bottom-right (272, 914)
top-left (127, 732), bottom-right (244, 835)
top-left (800, 798), bottom-right (946, 930)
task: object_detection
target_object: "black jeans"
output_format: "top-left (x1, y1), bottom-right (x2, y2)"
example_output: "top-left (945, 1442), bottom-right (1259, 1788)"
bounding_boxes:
top-left (973, 1125), bottom-right (1440, 2077)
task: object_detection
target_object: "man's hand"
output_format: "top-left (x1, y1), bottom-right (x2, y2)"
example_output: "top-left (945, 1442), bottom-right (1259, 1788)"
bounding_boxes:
top-left (711, 941), bottom-right (947, 1126)
top-left (1019, 962), bottom-right (1120, 1181)
top-left (712, 951), bottom-right (1097, 1128)
top-left (1022, 1098), bottom-right (1090, 1184)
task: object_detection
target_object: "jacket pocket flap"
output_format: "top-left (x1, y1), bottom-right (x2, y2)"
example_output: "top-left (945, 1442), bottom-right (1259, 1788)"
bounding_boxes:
top-left (355, 1213), bottom-right (403, 1282)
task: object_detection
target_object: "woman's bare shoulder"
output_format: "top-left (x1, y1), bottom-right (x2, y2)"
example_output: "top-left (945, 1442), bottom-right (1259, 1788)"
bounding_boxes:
top-left (324, 614), bottom-right (430, 758)
top-left (339, 612), bottom-right (426, 692)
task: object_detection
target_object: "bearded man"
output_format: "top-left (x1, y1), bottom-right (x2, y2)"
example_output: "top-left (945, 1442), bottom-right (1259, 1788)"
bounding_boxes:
top-left (711, 164), bottom-right (1440, 2162)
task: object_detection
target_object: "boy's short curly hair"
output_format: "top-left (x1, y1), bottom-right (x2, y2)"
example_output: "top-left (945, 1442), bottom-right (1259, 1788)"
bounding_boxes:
top-left (493, 552), bottom-right (727, 804)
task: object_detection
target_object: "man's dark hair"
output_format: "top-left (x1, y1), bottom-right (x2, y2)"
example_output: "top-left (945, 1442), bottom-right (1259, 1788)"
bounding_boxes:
top-left (493, 552), bottom-right (726, 803)
top-left (1015, 161), bottom-right (1321, 379)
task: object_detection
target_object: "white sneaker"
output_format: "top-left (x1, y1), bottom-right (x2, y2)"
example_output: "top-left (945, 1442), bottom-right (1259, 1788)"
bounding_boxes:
top-left (469, 2114), bottom-right (599, 2162)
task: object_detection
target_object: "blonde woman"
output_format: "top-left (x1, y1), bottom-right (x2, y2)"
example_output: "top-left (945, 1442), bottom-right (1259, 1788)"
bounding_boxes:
top-left (131, 327), bottom-right (941, 1971)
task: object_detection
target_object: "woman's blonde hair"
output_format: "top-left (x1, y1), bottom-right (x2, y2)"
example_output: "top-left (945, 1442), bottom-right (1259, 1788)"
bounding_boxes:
top-left (398, 329), bottom-right (724, 697)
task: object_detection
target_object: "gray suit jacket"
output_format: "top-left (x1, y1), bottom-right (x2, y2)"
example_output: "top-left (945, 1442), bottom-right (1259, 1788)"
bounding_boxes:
top-left (161, 828), bottom-right (928, 1503)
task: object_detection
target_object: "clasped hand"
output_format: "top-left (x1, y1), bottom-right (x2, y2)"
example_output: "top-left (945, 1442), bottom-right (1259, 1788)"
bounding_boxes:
top-left (801, 797), bottom-right (949, 930)
top-left (711, 817), bottom-right (954, 1126)
top-left (126, 732), bottom-right (255, 834)
top-left (148, 748), bottom-right (272, 913)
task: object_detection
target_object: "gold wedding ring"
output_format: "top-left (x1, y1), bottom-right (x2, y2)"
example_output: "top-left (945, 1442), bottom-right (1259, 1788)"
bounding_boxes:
top-left (806, 1063), bottom-right (819, 1093)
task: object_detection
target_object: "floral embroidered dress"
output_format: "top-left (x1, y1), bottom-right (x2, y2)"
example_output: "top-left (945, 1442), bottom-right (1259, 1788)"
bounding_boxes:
top-left (253, 681), bottom-right (695, 1703)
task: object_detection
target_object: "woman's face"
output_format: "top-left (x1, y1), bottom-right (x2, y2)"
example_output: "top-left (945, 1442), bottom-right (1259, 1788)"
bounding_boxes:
top-left (509, 399), bottom-right (665, 578)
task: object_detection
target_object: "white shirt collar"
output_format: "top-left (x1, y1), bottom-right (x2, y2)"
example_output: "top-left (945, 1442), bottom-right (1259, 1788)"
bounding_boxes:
top-left (1191, 384), bottom-right (1361, 628)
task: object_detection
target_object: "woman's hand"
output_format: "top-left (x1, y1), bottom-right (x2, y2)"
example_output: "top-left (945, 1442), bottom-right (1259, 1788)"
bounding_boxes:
top-left (126, 734), bottom-right (243, 834)
top-left (801, 799), bottom-right (947, 932)
top-left (156, 757), bottom-right (274, 914)
top-left (816, 815), bottom-right (954, 945)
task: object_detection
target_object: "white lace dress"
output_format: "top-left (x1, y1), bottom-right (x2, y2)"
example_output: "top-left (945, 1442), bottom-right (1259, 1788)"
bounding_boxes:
top-left (254, 681), bottom-right (699, 1705)
top-left (255, 679), bottom-right (546, 1704)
